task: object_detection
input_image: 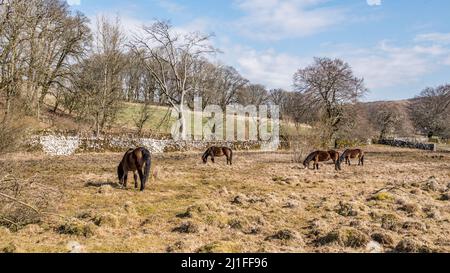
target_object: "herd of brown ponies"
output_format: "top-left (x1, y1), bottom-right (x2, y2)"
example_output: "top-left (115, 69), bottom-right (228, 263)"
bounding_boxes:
top-left (117, 146), bottom-right (364, 191)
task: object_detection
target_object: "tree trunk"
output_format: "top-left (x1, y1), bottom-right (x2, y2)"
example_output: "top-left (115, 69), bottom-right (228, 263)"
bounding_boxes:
top-left (3, 96), bottom-right (11, 123)
top-left (95, 112), bottom-right (100, 137)
top-left (179, 103), bottom-right (188, 141)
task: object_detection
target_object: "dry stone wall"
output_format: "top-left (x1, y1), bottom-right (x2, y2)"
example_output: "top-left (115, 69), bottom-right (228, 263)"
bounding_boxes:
top-left (378, 139), bottom-right (437, 151)
top-left (29, 134), bottom-right (280, 156)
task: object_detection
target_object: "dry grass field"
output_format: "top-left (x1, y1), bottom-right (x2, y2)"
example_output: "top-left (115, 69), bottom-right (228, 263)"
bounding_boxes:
top-left (1, 145), bottom-right (450, 253)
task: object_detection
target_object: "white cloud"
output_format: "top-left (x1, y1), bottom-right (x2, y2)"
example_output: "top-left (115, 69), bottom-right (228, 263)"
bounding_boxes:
top-left (329, 40), bottom-right (450, 90)
top-left (214, 34), bottom-right (450, 91)
top-left (233, 0), bottom-right (345, 41)
top-left (67, 0), bottom-right (81, 6)
top-left (173, 18), bottom-right (214, 36)
top-left (367, 0), bottom-right (382, 6)
top-left (349, 45), bottom-right (432, 89)
top-left (156, 0), bottom-right (185, 13)
top-left (444, 56), bottom-right (450, 66)
top-left (215, 43), bottom-right (307, 90)
top-left (415, 32), bottom-right (450, 44)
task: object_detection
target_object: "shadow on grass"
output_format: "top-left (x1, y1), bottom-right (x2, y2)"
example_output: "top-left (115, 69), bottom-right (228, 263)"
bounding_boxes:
top-left (84, 181), bottom-right (121, 189)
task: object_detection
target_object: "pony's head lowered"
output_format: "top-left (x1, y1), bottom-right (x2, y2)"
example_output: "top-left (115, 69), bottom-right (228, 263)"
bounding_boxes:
top-left (303, 152), bottom-right (317, 169)
top-left (339, 150), bottom-right (348, 164)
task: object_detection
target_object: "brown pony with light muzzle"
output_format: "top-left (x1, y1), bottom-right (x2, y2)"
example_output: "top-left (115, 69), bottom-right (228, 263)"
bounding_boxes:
top-left (117, 147), bottom-right (152, 191)
top-left (202, 146), bottom-right (233, 165)
top-left (303, 150), bottom-right (341, 171)
top-left (340, 149), bottom-right (365, 166)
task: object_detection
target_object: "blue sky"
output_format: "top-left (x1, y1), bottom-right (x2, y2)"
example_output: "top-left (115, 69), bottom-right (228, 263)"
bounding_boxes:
top-left (67, 0), bottom-right (450, 102)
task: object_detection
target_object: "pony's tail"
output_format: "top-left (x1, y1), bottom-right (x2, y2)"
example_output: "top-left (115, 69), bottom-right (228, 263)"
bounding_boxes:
top-left (141, 148), bottom-right (152, 191)
top-left (117, 162), bottom-right (124, 182)
top-left (360, 153), bottom-right (365, 166)
top-left (202, 148), bottom-right (210, 163)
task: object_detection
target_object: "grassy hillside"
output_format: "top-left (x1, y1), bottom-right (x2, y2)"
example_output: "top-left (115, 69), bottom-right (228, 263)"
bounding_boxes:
top-left (114, 102), bottom-right (302, 137)
top-left (114, 103), bottom-right (175, 134)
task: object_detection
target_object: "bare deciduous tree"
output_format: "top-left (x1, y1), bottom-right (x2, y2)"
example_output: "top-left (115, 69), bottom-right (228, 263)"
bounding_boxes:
top-left (134, 102), bottom-right (154, 136)
top-left (72, 16), bottom-right (125, 136)
top-left (282, 91), bottom-right (318, 126)
top-left (367, 103), bottom-right (409, 139)
top-left (214, 65), bottom-right (248, 110)
top-left (130, 20), bottom-right (217, 140)
top-left (236, 84), bottom-right (268, 106)
top-left (293, 57), bottom-right (367, 144)
top-left (0, 0), bottom-right (30, 121)
top-left (269, 88), bottom-right (287, 119)
top-left (0, 0), bottom-right (90, 121)
top-left (410, 84), bottom-right (450, 138)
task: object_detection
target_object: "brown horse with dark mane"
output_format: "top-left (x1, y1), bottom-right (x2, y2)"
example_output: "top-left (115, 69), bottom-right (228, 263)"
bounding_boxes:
top-left (202, 146), bottom-right (233, 165)
top-left (117, 147), bottom-right (152, 191)
top-left (340, 149), bottom-right (365, 166)
top-left (303, 150), bottom-right (341, 171)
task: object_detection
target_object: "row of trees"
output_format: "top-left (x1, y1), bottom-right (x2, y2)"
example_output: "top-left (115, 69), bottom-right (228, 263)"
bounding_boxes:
top-left (1, 0), bottom-right (449, 148)
top-left (0, 0), bottom-right (274, 138)
top-left (0, 0), bottom-right (90, 121)
top-left (279, 75), bottom-right (450, 145)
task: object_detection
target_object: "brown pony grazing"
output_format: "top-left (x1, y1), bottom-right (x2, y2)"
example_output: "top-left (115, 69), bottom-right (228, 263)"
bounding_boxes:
top-left (202, 146), bottom-right (233, 165)
top-left (303, 150), bottom-right (341, 171)
top-left (117, 147), bottom-right (152, 191)
top-left (340, 149), bottom-right (365, 166)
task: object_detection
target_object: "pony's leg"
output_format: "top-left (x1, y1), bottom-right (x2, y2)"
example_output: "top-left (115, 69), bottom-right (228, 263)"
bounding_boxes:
top-left (211, 155), bottom-right (215, 164)
top-left (138, 169), bottom-right (145, 191)
top-left (123, 173), bottom-right (128, 188)
top-left (134, 172), bottom-right (138, 189)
